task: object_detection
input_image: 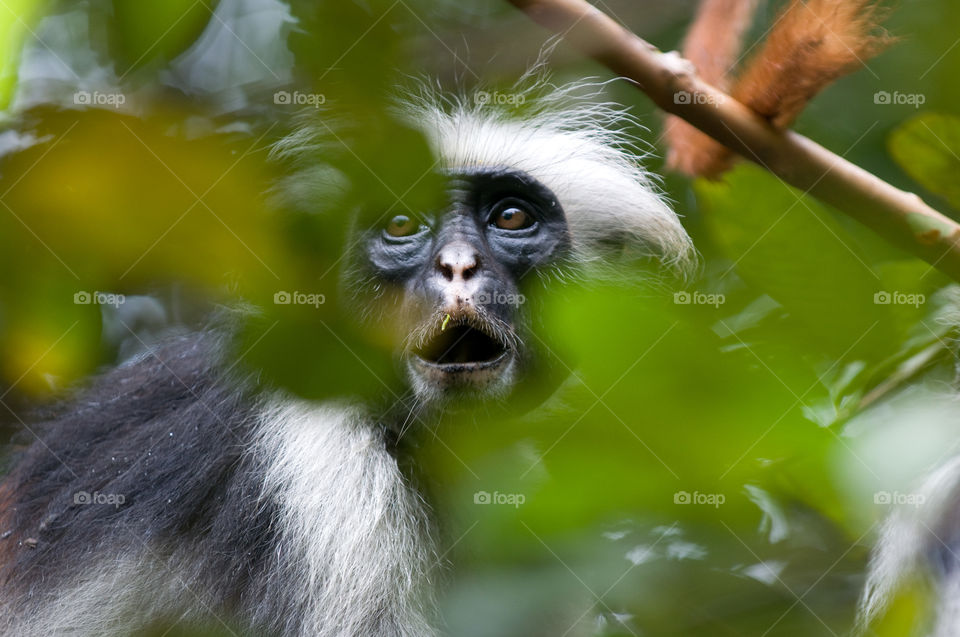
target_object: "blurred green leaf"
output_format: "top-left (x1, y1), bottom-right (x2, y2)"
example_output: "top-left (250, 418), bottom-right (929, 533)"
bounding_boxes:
top-left (697, 164), bottom-right (900, 357)
top-left (0, 0), bottom-right (46, 110)
top-left (889, 113), bottom-right (960, 209)
top-left (109, 0), bottom-right (213, 70)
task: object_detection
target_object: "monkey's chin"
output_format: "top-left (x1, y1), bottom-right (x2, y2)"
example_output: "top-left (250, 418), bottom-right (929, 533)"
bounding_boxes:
top-left (406, 351), bottom-right (517, 402)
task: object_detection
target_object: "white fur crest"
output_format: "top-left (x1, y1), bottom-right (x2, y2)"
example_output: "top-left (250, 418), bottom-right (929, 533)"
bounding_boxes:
top-left (400, 82), bottom-right (696, 276)
top-left (272, 80), bottom-right (697, 278)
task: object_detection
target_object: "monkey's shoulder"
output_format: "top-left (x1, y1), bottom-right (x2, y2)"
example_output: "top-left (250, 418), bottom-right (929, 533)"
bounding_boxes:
top-left (0, 331), bottom-right (271, 591)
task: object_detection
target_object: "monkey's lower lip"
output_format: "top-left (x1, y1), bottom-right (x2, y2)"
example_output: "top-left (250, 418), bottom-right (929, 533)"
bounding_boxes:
top-left (413, 324), bottom-right (509, 370)
top-left (410, 347), bottom-right (512, 390)
top-left (413, 350), bottom-right (510, 372)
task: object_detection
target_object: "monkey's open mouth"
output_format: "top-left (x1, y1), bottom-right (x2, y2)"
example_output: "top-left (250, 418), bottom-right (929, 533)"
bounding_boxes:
top-left (415, 324), bottom-right (508, 367)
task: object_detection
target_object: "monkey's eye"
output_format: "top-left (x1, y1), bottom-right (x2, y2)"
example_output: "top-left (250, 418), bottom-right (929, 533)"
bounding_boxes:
top-left (384, 214), bottom-right (427, 238)
top-left (490, 202), bottom-right (534, 231)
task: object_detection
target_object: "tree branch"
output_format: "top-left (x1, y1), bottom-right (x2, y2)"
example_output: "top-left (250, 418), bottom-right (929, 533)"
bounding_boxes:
top-left (507, 0), bottom-right (960, 282)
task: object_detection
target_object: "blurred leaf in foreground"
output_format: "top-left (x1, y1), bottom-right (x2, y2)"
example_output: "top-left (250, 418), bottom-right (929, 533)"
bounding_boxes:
top-left (888, 113), bottom-right (960, 210)
top-left (0, 0), bottom-right (47, 110)
top-left (696, 163), bottom-right (921, 358)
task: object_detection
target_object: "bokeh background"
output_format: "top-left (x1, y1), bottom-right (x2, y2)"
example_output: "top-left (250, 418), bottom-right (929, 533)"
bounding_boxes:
top-left (2, 0), bottom-right (960, 635)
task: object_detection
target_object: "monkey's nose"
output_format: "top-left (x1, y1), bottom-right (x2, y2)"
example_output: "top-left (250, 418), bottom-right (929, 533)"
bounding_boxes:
top-left (436, 242), bottom-right (480, 281)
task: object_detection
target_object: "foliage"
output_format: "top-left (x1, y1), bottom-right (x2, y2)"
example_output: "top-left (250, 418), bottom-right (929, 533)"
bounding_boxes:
top-left (2, 1), bottom-right (960, 635)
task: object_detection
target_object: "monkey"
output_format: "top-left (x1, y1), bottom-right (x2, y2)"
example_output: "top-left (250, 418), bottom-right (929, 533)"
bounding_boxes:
top-left (0, 82), bottom-right (695, 636)
top-left (0, 0), bottom-right (900, 630)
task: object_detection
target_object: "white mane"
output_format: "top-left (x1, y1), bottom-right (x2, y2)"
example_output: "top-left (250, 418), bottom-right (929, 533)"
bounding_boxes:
top-left (273, 78), bottom-right (697, 279)
top-left (401, 80), bottom-right (695, 277)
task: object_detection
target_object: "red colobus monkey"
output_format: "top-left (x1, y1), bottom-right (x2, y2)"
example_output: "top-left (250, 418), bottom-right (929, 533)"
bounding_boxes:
top-left (0, 86), bottom-right (693, 636)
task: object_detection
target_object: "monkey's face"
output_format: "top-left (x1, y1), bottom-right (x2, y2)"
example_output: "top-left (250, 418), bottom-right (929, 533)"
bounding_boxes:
top-left (347, 168), bottom-right (572, 403)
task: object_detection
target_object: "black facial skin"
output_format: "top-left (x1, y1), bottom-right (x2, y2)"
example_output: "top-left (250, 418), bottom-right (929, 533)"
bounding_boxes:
top-left (344, 167), bottom-right (572, 405)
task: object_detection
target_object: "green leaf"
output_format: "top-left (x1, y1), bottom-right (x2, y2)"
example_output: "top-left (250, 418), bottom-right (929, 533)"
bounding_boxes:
top-left (109, 0), bottom-right (212, 70)
top-left (889, 113), bottom-right (960, 209)
top-left (0, 0), bottom-right (47, 110)
top-left (697, 163), bottom-right (897, 357)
